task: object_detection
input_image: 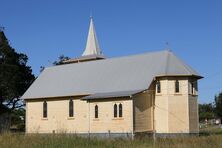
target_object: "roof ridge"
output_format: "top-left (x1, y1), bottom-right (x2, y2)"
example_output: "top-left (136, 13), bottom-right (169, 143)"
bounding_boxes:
top-left (45, 50), bottom-right (166, 70)
top-left (170, 52), bottom-right (199, 75)
top-left (164, 50), bottom-right (170, 74)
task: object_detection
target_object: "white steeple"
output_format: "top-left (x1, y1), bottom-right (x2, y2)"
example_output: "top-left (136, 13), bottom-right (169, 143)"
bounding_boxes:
top-left (82, 17), bottom-right (102, 56)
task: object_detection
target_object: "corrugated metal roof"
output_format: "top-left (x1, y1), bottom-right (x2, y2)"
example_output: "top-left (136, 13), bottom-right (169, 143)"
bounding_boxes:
top-left (22, 50), bottom-right (202, 99)
top-left (81, 90), bottom-right (144, 100)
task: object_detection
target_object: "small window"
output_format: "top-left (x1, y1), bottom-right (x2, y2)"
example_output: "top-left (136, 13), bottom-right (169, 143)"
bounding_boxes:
top-left (43, 101), bottom-right (47, 118)
top-left (191, 81), bottom-right (198, 94)
top-left (114, 104), bottom-right (117, 118)
top-left (175, 80), bottom-right (180, 93)
top-left (69, 99), bottom-right (74, 117)
top-left (195, 82), bottom-right (198, 91)
top-left (95, 105), bottom-right (98, 118)
top-left (191, 82), bottom-right (194, 94)
top-left (119, 103), bottom-right (122, 117)
top-left (156, 81), bottom-right (161, 93)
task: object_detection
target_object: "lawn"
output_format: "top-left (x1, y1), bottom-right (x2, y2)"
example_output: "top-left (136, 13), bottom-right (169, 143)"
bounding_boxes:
top-left (1, 127), bottom-right (222, 148)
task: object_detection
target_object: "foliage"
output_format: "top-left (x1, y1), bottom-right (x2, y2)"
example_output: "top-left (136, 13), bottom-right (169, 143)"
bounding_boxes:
top-left (40, 55), bottom-right (70, 73)
top-left (0, 30), bottom-right (35, 110)
top-left (0, 104), bottom-right (10, 115)
top-left (11, 108), bottom-right (25, 131)
top-left (199, 103), bottom-right (215, 121)
top-left (214, 92), bottom-right (222, 119)
top-left (53, 55), bottom-right (70, 66)
top-left (198, 92), bottom-right (222, 122)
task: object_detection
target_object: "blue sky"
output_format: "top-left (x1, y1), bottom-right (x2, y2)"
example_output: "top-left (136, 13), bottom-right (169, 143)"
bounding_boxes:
top-left (1, 0), bottom-right (222, 103)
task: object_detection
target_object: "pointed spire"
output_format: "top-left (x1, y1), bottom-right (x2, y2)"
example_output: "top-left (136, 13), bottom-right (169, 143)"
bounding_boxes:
top-left (82, 17), bottom-right (102, 56)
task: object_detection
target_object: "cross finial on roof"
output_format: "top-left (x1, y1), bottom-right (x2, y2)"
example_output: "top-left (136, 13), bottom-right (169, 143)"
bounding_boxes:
top-left (82, 17), bottom-right (102, 56)
top-left (165, 42), bottom-right (172, 52)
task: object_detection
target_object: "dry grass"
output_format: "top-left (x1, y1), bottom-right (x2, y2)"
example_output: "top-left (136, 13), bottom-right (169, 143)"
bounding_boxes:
top-left (1, 132), bottom-right (222, 148)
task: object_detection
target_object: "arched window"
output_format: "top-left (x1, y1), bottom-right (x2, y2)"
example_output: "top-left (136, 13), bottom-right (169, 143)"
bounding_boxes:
top-left (95, 105), bottom-right (98, 118)
top-left (114, 104), bottom-right (117, 118)
top-left (43, 101), bottom-right (47, 118)
top-left (156, 81), bottom-right (161, 93)
top-left (119, 103), bottom-right (122, 117)
top-left (175, 80), bottom-right (180, 93)
top-left (69, 99), bottom-right (74, 117)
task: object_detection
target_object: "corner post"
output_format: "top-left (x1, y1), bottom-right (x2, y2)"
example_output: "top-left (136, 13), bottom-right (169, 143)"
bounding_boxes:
top-left (130, 95), bottom-right (135, 140)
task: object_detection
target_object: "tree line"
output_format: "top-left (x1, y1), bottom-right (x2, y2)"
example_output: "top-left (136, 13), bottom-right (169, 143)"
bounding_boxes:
top-left (199, 93), bottom-right (222, 122)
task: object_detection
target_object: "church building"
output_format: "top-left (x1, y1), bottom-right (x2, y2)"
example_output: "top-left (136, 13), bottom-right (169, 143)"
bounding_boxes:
top-left (22, 17), bottom-right (202, 138)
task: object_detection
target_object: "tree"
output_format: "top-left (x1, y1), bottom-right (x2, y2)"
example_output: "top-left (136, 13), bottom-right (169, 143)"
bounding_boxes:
top-left (199, 103), bottom-right (215, 121)
top-left (39, 55), bottom-right (70, 73)
top-left (214, 92), bottom-right (222, 121)
top-left (0, 30), bottom-right (35, 110)
top-left (53, 54), bottom-right (70, 65)
top-left (11, 108), bottom-right (25, 131)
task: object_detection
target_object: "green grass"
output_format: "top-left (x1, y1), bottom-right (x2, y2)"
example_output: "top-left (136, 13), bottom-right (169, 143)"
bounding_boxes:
top-left (200, 125), bottom-right (222, 135)
top-left (1, 127), bottom-right (222, 148)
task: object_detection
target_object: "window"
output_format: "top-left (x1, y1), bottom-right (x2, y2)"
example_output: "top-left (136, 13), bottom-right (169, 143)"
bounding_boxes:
top-left (114, 103), bottom-right (123, 118)
top-left (95, 105), bottom-right (98, 118)
top-left (119, 103), bottom-right (122, 117)
top-left (69, 99), bottom-right (74, 117)
top-left (175, 80), bottom-right (180, 93)
top-left (191, 81), bottom-right (198, 95)
top-left (43, 101), bottom-right (47, 118)
top-left (191, 82), bottom-right (194, 94)
top-left (156, 81), bottom-right (161, 93)
top-left (114, 104), bottom-right (117, 118)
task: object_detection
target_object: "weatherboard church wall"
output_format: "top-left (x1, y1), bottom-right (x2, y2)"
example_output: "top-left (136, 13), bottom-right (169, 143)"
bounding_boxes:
top-left (25, 76), bottom-right (199, 134)
top-left (154, 76), bottom-right (199, 133)
top-left (26, 97), bottom-right (133, 134)
top-left (134, 92), bottom-right (154, 132)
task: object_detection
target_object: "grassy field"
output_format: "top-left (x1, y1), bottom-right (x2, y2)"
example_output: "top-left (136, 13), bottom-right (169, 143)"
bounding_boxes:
top-left (1, 127), bottom-right (222, 148)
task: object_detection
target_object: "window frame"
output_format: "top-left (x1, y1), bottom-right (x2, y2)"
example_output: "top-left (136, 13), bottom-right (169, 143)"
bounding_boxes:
top-left (119, 103), bottom-right (123, 118)
top-left (43, 100), bottom-right (47, 118)
top-left (191, 81), bottom-right (198, 95)
top-left (114, 104), bottom-right (118, 118)
top-left (69, 99), bottom-right (74, 117)
top-left (95, 105), bottom-right (98, 119)
top-left (175, 80), bottom-right (180, 93)
top-left (156, 80), bottom-right (161, 93)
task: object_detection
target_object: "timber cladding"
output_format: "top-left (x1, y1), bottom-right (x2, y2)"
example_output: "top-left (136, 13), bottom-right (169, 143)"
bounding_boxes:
top-left (189, 96), bottom-right (199, 133)
top-left (26, 97), bottom-right (133, 134)
top-left (134, 92), bottom-right (153, 132)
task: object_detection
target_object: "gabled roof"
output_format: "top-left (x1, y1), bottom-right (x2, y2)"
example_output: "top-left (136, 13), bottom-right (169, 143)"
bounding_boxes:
top-left (22, 50), bottom-right (202, 99)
